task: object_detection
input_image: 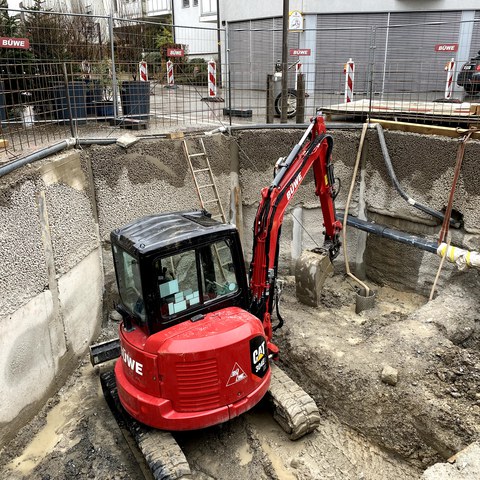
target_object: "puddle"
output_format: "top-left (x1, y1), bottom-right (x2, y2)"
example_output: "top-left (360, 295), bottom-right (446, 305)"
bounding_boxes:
top-left (7, 401), bottom-right (70, 475)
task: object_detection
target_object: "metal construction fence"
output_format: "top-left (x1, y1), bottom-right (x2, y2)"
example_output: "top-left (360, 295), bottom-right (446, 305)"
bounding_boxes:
top-left (1, 7), bottom-right (480, 158)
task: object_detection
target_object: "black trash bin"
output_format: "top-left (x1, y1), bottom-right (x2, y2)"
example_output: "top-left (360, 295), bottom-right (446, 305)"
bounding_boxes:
top-left (120, 80), bottom-right (150, 120)
top-left (53, 81), bottom-right (87, 124)
top-left (85, 79), bottom-right (102, 116)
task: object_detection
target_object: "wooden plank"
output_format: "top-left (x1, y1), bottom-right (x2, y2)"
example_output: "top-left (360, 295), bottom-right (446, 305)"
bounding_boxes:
top-left (369, 118), bottom-right (480, 139)
top-left (165, 131), bottom-right (185, 139)
top-left (0, 139), bottom-right (8, 149)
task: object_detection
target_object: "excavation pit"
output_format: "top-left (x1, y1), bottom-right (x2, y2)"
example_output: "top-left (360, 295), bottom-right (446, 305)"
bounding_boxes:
top-left (1, 124), bottom-right (480, 479)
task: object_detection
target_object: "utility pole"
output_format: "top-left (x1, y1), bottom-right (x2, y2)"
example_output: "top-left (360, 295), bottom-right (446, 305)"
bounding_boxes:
top-left (280, 0), bottom-right (289, 123)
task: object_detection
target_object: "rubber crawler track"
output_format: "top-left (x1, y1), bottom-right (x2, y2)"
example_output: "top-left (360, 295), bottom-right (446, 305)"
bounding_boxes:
top-left (268, 363), bottom-right (321, 440)
top-left (100, 371), bottom-right (192, 480)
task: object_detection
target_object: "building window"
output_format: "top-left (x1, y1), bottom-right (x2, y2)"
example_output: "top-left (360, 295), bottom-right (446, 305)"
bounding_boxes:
top-left (193, 0), bottom-right (198, 6)
top-left (183, 0), bottom-right (189, 7)
top-left (201, 0), bottom-right (215, 15)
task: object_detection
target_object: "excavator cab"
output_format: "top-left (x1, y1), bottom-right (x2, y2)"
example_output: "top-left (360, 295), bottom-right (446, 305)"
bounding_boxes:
top-left (111, 210), bottom-right (249, 335)
top-left (109, 210), bottom-right (271, 431)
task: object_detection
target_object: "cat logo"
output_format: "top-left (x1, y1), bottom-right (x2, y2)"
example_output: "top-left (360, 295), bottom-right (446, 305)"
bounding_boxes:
top-left (250, 336), bottom-right (268, 378)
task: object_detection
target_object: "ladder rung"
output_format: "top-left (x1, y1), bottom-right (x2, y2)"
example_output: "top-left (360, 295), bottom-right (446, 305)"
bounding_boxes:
top-left (203, 199), bottom-right (219, 205)
top-left (193, 168), bottom-right (210, 173)
top-left (189, 152), bottom-right (206, 158)
top-left (199, 184), bottom-right (215, 188)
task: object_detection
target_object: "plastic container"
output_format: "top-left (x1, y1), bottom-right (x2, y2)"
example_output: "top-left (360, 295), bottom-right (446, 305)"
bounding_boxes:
top-left (53, 81), bottom-right (87, 124)
top-left (120, 81), bottom-right (150, 120)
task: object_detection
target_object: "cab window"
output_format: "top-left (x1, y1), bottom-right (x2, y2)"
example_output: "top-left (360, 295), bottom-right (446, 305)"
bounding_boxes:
top-left (155, 239), bottom-right (239, 318)
top-left (112, 246), bottom-right (146, 322)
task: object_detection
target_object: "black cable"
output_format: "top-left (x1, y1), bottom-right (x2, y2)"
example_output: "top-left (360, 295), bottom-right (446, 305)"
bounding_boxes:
top-left (376, 124), bottom-right (460, 228)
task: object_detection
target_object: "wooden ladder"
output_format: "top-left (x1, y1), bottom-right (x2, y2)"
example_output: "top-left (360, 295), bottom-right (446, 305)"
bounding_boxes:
top-left (183, 137), bottom-right (227, 223)
top-left (183, 137), bottom-right (230, 281)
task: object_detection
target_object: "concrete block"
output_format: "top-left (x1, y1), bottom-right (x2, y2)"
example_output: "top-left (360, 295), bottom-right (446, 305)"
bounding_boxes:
top-left (0, 291), bottom-right (56, 427)
top-left (422, 442), bottom-right (480, 479)
top-left (58, 249), bottom-right (103, 354)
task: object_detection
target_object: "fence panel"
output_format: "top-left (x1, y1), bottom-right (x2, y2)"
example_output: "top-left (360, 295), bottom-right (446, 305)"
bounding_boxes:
top-left (1, 7), bottom-right (480, 159)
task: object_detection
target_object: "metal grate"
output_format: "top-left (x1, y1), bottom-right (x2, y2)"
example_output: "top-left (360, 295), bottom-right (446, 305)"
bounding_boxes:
top-left (175, 358), bottom-right (220, 411)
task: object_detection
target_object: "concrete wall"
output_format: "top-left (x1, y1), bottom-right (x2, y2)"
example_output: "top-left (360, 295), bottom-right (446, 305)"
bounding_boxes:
top-left (0, 151), bottom-right (103, 446)
top-left (1, 125), bottom-right (480, 447)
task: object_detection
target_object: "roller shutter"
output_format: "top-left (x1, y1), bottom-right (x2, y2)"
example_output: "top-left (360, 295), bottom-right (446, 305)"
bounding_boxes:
top-left (228, 18), bottom-right (299, 90)
top-left (385, 11), bottom-right (462, 92)
top-left (469, 12), bottom-right (480, 60)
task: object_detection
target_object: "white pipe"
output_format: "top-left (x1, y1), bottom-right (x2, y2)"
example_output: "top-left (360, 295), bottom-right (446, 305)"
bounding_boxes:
top-left (437, 243), bottom-right (480, 270)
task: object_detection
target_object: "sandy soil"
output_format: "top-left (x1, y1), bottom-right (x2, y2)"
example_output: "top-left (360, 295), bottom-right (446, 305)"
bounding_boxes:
top-left (0, 272), bottom-right (479, 479)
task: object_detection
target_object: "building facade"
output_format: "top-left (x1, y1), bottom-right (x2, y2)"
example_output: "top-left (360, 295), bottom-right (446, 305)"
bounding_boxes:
top-left (219, 1), bottom-right (480, 95)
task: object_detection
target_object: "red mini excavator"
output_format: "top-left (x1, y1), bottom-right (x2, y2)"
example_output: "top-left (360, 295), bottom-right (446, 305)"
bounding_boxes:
top-left (90, 115), bottom-right (342, 478)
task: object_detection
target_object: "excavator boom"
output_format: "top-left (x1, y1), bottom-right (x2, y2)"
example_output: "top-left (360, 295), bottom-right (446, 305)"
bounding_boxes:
top-left (248, 115), bottom-right (342, 343)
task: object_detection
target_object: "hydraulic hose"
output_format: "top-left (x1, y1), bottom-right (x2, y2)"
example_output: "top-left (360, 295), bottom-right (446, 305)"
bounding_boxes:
top-left (375, 123), bottom-right (459, 228)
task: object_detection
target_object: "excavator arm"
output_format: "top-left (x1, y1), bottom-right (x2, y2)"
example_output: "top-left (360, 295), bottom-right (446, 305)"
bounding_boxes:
top-left (248, 115), bottom-right (342, 350)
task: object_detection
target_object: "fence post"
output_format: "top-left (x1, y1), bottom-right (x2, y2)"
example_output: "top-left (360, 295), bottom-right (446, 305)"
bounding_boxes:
top-left (266, 74), bottom-right (274, 123)
top-left (109, 13), bottom-right (118, 120)
top-left (225, 21), bottom-right (232, 126)
top-left (295, 62), bottom-right (302, 90)
top-left (296, 73), bottom-right (305, 124)
top-left (62, 63), bottom-right (76, 138)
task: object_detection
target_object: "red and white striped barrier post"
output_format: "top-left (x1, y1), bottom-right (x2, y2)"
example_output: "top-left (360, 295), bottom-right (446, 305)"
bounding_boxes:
top-left (444, 58), bottom-right (455, 99)
top-left (344, 58), bottom-right (354, 103)
top-left (295, 62), bottom-right (302, 90)
top-left (166, 60), bottom-right (174, 88)
top-left (208, 59), bottom-right (217, 98)
top-left (139, 60), bottom-right (148, 82)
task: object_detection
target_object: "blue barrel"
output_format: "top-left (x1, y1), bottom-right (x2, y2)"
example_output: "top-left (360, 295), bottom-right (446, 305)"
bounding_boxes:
top-left (120, 81), bottom-right (150, 120)
top-left (85, 79), bottom-right (102, 116)
top-left (53, 81), bottom-right (87, 124)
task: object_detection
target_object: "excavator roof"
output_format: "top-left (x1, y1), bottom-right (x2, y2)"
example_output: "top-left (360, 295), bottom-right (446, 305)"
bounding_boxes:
top-left (111, 210), bottom-right (235, 256)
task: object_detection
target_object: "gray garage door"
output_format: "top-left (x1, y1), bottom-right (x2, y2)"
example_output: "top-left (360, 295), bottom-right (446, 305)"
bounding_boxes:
top-left (228, 18), bottom-right (299, 90)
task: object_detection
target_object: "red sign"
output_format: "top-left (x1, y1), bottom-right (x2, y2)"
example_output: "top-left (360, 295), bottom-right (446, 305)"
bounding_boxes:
top-left (167, 48), bottom-right (185, 57)
top-left (435, 43), bottom-right (458, 52)
top-left (289, 48), bottom-right (311, 56)
top-left (0, 37), bottom-right (30, 49)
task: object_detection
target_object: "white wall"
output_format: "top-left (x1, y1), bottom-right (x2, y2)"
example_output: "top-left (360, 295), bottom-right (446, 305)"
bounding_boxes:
top-left (173, 0), bottom-right (217, 57)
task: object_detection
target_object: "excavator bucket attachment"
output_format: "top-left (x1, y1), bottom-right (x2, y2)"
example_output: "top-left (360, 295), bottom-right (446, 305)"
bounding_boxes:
top-left (295, 250), bottom-right (333, 307)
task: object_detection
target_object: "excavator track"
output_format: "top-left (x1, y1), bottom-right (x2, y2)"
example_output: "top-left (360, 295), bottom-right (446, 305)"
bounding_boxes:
top-left (268, 363), bottom-right (321, 440)
top-left (100, 370), bottom-right (192, 480)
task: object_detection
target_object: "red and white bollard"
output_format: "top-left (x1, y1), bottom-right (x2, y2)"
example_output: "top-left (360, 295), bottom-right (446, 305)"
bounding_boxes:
top-left (295, 62), bottom-right (302, 90)
top-left (139, 60), bottom-right (148, 82)
top-left (166, 60), bottom-right (174, 88)
top-left (208, 59), bottom-right (217, 98)
top-left (444, 58), bottom-right (455, 99)
top-left (344, 58), bottom-right (355, 103)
